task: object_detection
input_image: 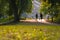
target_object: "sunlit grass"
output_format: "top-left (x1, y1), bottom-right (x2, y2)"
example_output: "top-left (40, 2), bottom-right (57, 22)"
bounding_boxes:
top-left (0, 23), bottom-right (60, 40)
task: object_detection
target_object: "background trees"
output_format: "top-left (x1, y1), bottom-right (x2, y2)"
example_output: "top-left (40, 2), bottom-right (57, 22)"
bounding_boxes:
top-left (0, 0), bottom-right (60, 23)
top-left (0, 0), bottom-right (32, 22)
top-left (39, 0), bottom-right (60, 23)
top-left (9, 0), bottom-right (32, 22)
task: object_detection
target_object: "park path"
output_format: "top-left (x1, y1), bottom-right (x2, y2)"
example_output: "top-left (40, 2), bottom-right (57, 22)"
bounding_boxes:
top-left (20, 19), bottom-right (50, 24)
top-left (20, 19), bottom-right (60, 25)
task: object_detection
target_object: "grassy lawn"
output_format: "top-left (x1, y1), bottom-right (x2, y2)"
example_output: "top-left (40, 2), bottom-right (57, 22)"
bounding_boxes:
top-left (0, 22), bottom-right (60, 40)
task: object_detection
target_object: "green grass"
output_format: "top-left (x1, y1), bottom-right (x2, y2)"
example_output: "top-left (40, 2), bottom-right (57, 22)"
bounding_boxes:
top-left (0, 22), bottom-right (60, 40)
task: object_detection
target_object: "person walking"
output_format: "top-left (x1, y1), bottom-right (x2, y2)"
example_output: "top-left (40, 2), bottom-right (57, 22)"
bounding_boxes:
top-left (35, 14), bottom-right (38, 21)
top-left (40, 13), bottom-right (43, 22)
top-left (40, 13), bottom-right (43, 19)
top-left (36, 14), bottom-right (38, 19)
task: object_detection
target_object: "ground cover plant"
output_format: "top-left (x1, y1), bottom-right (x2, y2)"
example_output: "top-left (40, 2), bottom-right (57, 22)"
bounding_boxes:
top-left (0, 22), bottom-right (60, 40)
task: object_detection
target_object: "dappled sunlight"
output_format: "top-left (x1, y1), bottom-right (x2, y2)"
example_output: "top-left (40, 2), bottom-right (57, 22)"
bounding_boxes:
top-left (37, 19), bottom-right (46, 22)
top-left (20, 19), bottom-right (37, 22)
top-left (37, 19), bottom-right (49, 23)
top-left (20, 19), bottom-right (50, 24)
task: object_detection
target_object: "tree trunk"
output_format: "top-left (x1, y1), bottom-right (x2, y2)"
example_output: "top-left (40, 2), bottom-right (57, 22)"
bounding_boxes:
top-left (13, 6), bottom-right (20, 22)
top-left (9, 0), bottom-right (20, 22)
top-left (51, 16), bottom-right (53, 22)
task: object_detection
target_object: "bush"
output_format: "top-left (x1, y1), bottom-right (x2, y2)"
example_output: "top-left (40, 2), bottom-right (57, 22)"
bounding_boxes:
top-left (54, 13), bottom-right (60, 24)
top-left (0, 16), bottom-right (14, 23)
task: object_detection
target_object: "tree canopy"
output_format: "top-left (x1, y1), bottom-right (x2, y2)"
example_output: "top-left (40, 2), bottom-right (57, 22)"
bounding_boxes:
top-left (39, 0), bottom-right (60, 22)
top-left (0, 0), bottom-right (32, 22)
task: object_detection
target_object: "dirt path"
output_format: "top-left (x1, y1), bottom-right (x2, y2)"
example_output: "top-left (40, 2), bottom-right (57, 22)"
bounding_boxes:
top-left (20, 19), bottom-right (50, 24)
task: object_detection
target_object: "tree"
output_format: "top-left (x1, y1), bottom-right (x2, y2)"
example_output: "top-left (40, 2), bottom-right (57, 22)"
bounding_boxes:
top-left (40, 1), bottom-right (51, 14)
top-left (9, 0), bottom-right (20, 22)
top-left (9, 0), bottom-right (32, 22)
top-left (48, 0), bottom-right (60, 22)
top-left (0, 0), bottom-right (32, 22)
top-left (39, 0), bottom-right (60, 22)
top-left (0, 0), bottom-right (9, 17)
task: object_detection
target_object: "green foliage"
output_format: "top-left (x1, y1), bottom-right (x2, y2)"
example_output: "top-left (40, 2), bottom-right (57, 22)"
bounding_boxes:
top-left (40, 1), bottom-right (51, 14)
top-left (54, 12), bottom-right (60, 23)
top-left (39, 0), bottom-right (60, 23)
top-left (0, 0), bottom-right (32, 22)
top-left (19, 0), bottom-right (32, 13)
top-left (0, 16), bottom-right (14, 23)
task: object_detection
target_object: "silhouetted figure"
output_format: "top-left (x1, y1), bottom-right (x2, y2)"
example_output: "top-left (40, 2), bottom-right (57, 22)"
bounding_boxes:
top-left (36, 14), bottom-right (38, 19)
top-left (40, 13), bottom-right (43, 19)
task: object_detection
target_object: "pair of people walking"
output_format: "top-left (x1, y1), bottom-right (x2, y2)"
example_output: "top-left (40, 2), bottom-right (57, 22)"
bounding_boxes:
top-left (36, 13), bottom-right (43, 20)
